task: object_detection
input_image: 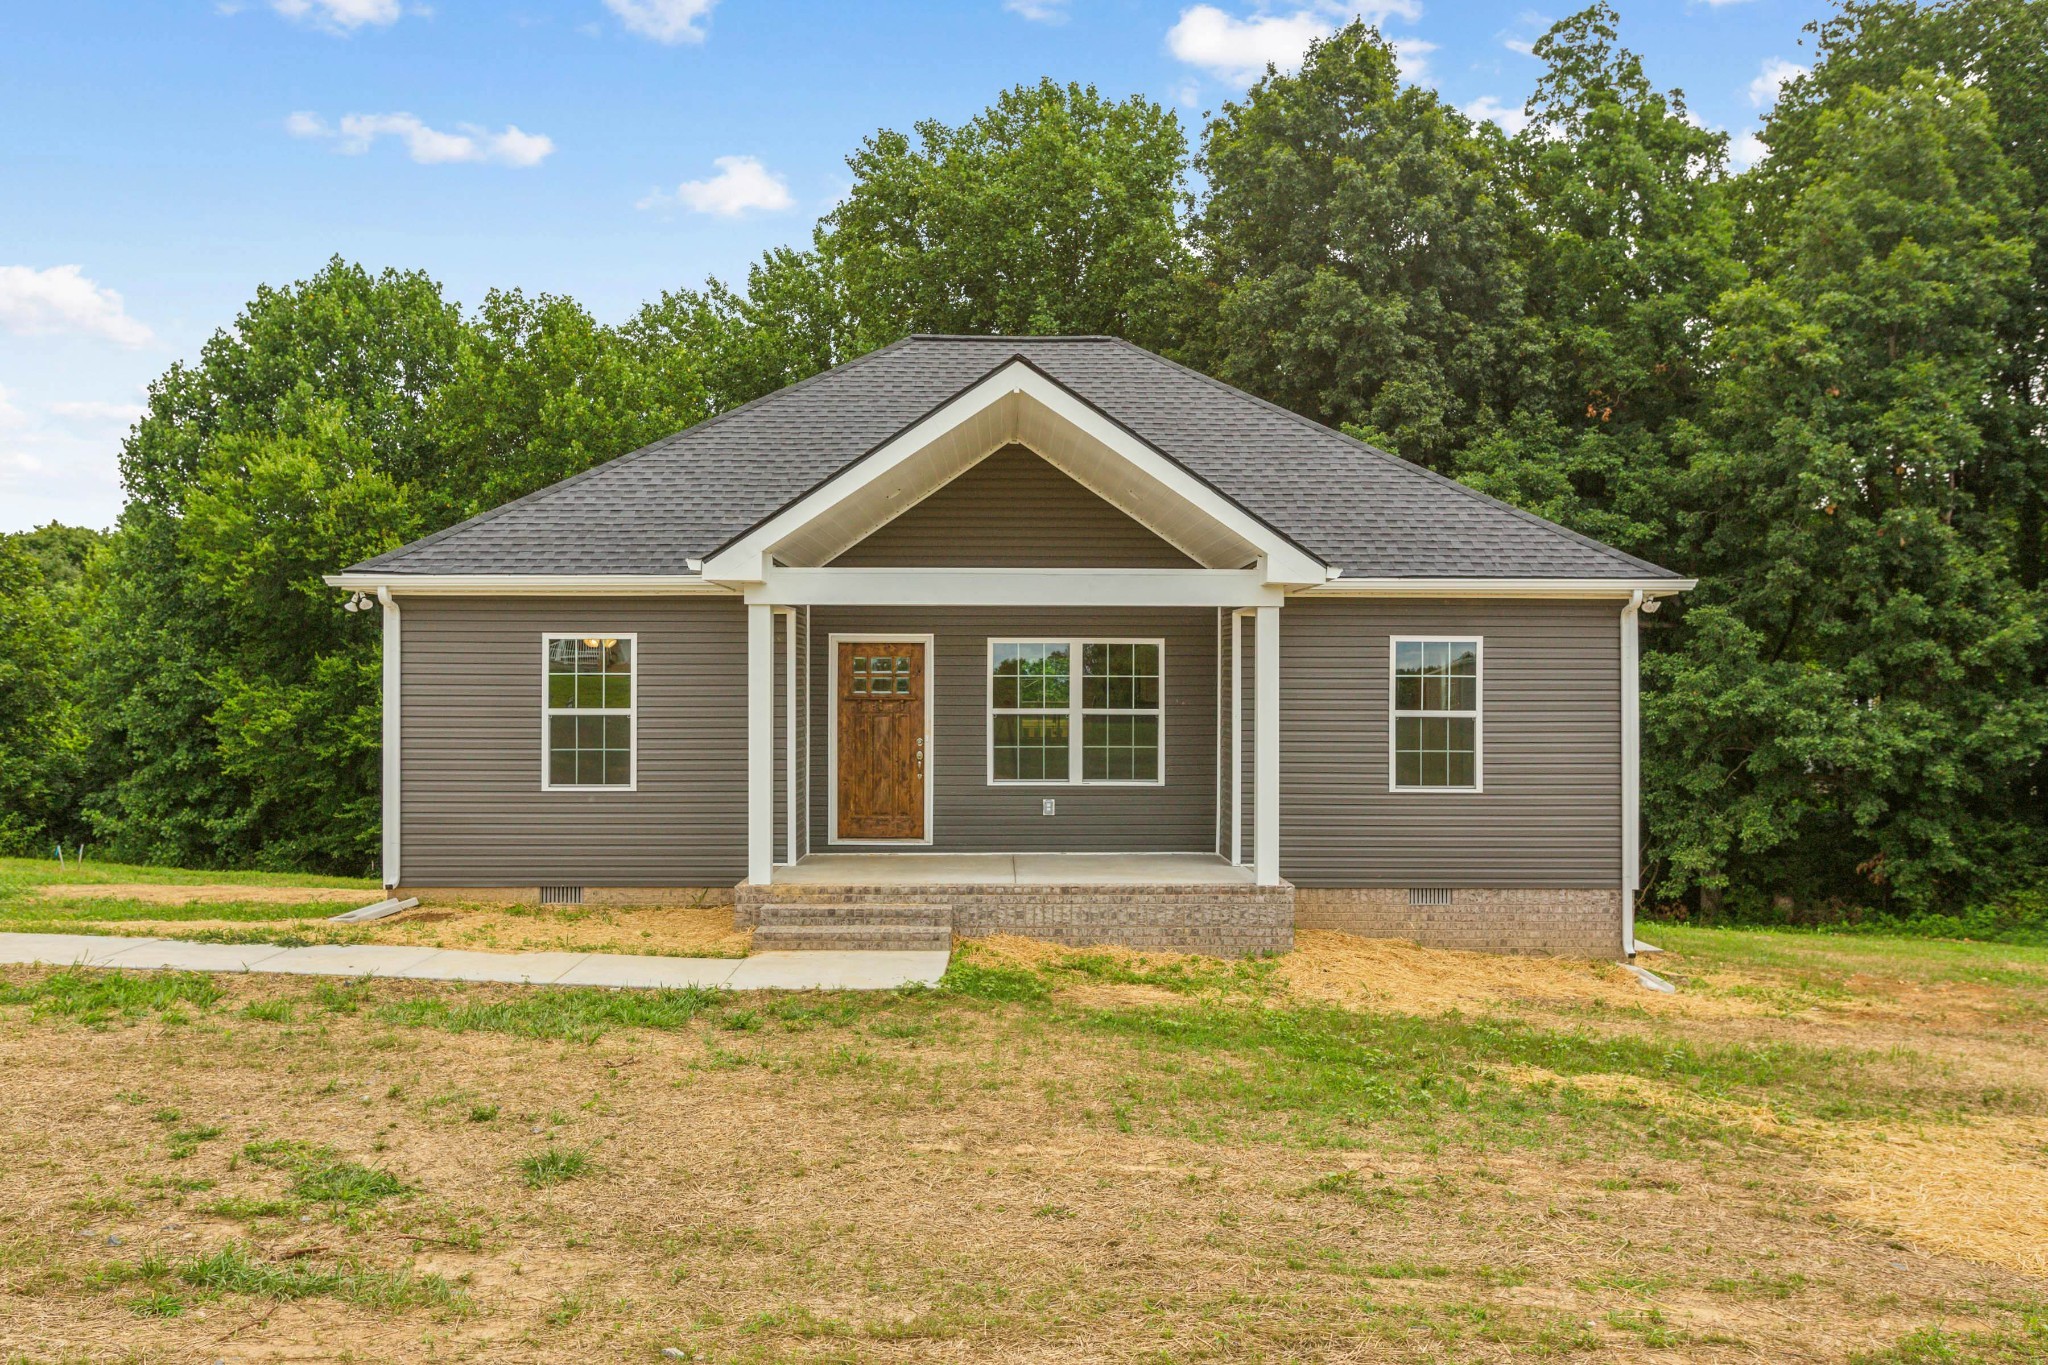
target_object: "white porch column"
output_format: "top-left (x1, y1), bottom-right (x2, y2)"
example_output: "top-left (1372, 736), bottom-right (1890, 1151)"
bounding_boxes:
top-left (1253, 604), bottom-right (1281, 886)
top-left (747, 602), bottom-right (775, 885)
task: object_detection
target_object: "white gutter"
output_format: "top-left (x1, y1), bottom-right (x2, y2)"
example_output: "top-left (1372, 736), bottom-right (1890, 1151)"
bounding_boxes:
top-left (1619, 589), bottom-right (1643, 958)
top-left (378, 585), bottom-right (401, 891)
top-left (1295, 577), bottom-right (1694, 598)
top-left (324, 574), bottom-right (735, 596)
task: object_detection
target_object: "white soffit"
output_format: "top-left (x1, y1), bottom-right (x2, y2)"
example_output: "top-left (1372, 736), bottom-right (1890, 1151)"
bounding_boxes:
top-left (706, 361), bottom-right (1328, 584)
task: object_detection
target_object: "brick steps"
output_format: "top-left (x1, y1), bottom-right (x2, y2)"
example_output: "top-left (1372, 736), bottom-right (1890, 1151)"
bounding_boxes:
top-left (753, 924), bottom-right (953, 952)
top-left (749, 902), bottom-right (952, 953)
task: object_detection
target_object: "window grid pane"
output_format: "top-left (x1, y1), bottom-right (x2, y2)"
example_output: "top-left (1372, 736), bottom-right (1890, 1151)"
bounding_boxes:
top-left (994, 640), bottom-right (1161, 784)
top-left (546, 635), bottom-right (633, 787)
top-left (1393, 637), bottom-right (1478, 790)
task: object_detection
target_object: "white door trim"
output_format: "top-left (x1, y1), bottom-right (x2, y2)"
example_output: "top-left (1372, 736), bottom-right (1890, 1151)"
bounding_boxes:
top-left (826, 632), bottom-right (937, 847)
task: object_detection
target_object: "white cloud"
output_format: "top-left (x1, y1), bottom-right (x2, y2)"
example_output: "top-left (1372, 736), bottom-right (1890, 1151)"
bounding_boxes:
top-left (1747, 56), bottom-right (1806, 108)
top-left (1166, 3), bottom-right (1424, 85)
top-left (1464, 95), bottom-right (1530, 135)
top-left (1730, 131), bottom-right (1769, 168)
top-left (270, 0), bottom-right (403, 30)
top-left (0, 386), bottom-right (136, 532)
top-left (1503, 36), bottom-right (1534, 54)
top-left (0, 265), bottom-right (153, 348)
top-left (604, 0), bottom-right (716, 43)
top-left (640, 155), bottom-right (795, 216)
top-left (1392, 36), bottom-right (1435, 82)
top-left (1166, 6), bottom-right (1334, 82)
top-left (49, 399), bottom-right (147, 427)
top-left (287, 112), bottom-right (555, 167)
top-left (1005, 0), bottom-right (1070, 20)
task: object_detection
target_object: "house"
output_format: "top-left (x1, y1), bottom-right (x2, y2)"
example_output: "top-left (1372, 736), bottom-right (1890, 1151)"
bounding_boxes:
top-left (328, 336), bottom-right (1692, 959)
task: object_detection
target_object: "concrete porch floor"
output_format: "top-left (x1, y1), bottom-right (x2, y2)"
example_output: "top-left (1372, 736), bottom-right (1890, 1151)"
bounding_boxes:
top-left (768, 852), bottom-right (1255, 887)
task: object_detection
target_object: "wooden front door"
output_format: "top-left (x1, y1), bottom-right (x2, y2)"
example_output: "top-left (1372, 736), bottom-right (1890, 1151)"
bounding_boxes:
top-left (836, 641), bottom-right (927, 840)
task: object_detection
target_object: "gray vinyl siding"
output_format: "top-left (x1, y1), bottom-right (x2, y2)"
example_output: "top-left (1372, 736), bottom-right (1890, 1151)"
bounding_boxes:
top-left (1279, 597), bottom-right (1622, 888)
top-left (809, 607), bottom-right (1216, 852)
top-left (397, 595), bottom-right (747, 886)
top-left (828, 444), bottom-right (1199, 568)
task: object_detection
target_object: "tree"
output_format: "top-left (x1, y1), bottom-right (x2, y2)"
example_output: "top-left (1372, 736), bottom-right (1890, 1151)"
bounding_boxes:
top-left (1453, 4), bottom-right (1739, 557)
top-left (1648, 71), bottom-right (2045, 911)
top-left (81, 259), bottom-right (467, 871)
top-left (1193, 22), bottom-right (1535, 470)
top-left (0, 540), bottom-right (85, 855)
top-left (822, 79), bottom-right (1191, 347)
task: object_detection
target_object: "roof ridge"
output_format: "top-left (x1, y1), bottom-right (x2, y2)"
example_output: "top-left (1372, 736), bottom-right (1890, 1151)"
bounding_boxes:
top-left (349, 334), bottom-right (920, 573)
top-left (904, 333), bottom-right (1121, 342)
top-left (1102, 338), bottom-right (1679, 579)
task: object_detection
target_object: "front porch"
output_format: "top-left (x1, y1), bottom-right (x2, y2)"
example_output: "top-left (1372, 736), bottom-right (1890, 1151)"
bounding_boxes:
top-left (736, 851), bottom-right (1293, 957)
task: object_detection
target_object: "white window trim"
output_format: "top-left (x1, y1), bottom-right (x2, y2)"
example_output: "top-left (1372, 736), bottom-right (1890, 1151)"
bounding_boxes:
top-left (826, 632), bottom-right (936, 847)
top-left (986, 637), bottom-right (1167, 787)
top-left (1388, 634), bottom-right (1483, 794)
top-left (540, 631), bottom-right (640, 793)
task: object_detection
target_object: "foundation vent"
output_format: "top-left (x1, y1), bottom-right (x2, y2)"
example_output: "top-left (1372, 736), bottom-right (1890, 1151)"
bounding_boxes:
top-left (1407, 888), bottom-right (1453, 906)
top-left (539, 885), bottom-right (585, 906)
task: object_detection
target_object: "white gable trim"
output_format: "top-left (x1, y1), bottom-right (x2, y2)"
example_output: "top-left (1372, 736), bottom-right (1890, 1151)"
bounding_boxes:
top-left (699, 359), bottom-right (1331, 587)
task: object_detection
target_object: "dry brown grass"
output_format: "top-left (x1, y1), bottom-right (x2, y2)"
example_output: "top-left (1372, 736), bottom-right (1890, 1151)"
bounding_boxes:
top-left (45, 883), bottom-right (372, 906)
top-left (1, 922), bottom-right (2044, 1361)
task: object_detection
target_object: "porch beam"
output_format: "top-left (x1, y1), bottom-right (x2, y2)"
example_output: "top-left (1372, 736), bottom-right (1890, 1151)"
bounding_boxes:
top-left (1253, 605), bottom-right (1281, 886)
top-left (747, 567), bottom-right (1284, 609)
top-left (747, 603), bottom-right (775, 885)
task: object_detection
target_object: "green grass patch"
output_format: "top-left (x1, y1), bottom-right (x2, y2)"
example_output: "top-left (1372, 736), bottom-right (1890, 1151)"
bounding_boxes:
top-left (242, 1140), bottom-right (410, 1209)
top-left (0, 969), bottom-right (220, 1025)
top-left (172, 1242), bottom-right (468, 1312)
top-left (519, 1147), bottom-right (595, 1188)
top-left (377, 984), bottom-right (726, 1043)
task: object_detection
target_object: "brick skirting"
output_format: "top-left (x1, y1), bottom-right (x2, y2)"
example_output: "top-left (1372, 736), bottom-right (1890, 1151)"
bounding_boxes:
top-left (735, 881), bottom-right (1295, 957)
top-left (1294, 887), bottom-right (1624, 959)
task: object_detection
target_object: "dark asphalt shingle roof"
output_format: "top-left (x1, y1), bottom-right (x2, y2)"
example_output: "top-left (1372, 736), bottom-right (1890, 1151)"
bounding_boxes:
top-left (345, 335), bottom-right (1682, 581)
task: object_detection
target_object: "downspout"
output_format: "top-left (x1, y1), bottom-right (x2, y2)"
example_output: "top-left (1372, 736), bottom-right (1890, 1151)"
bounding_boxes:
top-left (1619, 590), bottom-right (1643, 959)
top-left (378, 585), bottom-right (401, 892)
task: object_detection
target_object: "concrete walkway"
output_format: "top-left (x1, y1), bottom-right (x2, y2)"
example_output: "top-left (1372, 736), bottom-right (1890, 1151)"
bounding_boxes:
top-left (0, 932), bottom-right (949, 992)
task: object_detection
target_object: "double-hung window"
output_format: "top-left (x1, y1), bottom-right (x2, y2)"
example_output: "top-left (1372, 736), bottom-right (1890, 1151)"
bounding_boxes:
top-left (1390, 637), bottom-right (1480, 791)
top-left (990, 639), bottom-right (1163, 784)
top-left (544, 634), bottom-right (636, 789)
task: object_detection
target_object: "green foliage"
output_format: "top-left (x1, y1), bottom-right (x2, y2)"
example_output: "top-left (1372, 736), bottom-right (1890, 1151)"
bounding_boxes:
top-left (1194, 22), bottom-right (1533, 470)
top-left (0, 539), bottom-right (88, 854)
top-left (825, 78), bottom-right (1191, 345)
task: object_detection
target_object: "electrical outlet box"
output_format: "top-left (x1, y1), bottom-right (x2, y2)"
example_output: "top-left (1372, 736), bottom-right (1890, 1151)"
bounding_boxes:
top-left (1041, 798), bottom-right (1056, 816)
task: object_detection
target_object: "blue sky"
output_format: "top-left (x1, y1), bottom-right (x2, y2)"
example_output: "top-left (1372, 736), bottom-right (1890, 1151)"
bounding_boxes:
top-left (1, 0), bottom-right (1832, 532)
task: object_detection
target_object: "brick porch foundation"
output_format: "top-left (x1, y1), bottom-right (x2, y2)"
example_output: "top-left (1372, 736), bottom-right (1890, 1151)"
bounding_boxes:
top-left (1293, 887), bottom-right (1623, 958)
top-left (735, 881), bottom-right (1295, 957)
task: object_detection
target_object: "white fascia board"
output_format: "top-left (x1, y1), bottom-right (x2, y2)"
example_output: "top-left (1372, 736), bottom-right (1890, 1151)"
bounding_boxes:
top-left (699, 359), bottom-right (1330, 587)
top-left (324, 574), bottom-right (735, 596)
top-left (1295, 577), bottom-right (1695, 599)
top-left (748, 566), bottom-right (1284, 608)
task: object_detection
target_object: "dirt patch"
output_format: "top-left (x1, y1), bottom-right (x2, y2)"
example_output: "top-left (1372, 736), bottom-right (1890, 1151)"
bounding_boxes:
top-left (357, 903), bottom-right (753, 957)
top-left (41, 884), bottom-right (372, 906)
top-left (1817, 1117), bottom-right (2048, 1280)
top-left (1277, 929), bottom-right (1753, 1016)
